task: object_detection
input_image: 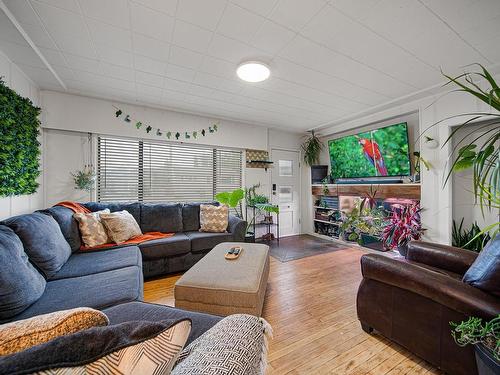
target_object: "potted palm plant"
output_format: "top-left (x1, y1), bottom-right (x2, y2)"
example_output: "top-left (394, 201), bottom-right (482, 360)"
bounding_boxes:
top-left (451, 315), bottom-right (500, 375)
top-left (381, 203), bottom-right (424, 256)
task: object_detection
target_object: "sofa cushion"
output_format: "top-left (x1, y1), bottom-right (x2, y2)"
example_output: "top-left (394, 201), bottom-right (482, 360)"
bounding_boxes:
top-left (199, 204), bottom-right (229, 233)
top-left (10, 266), bottom-right (143, 322)
top-left (100, 210), bottom-right (142, 244)
top-left (463, 235), bottom-right (500, 296)
top-left (50, 246), bottom-right (142, 280)
top-left (185, 231), bottom-right (233, 253)
top-left (37, 206), bottom-right (81, 252)
top-left (0, 226), bottom-right (46, 321)
top-left (73, 209), bottom-right (111, 247)
top-left (0, 307), bottom-right (109, 356)
top-left (103, 301), bottom-right (221, 346)
top-left (0, 319), bottom-right (190, 375)
top-left (140, 203), bottom-right (183, 233)
top-left (138, 233), bottom-right (191, 260)
top-left (182, 202), bottom-right (218, 232)
top-left (83, 202), bottom-right (141, 224)
top-left (2, 213), bottom-right (72, 279)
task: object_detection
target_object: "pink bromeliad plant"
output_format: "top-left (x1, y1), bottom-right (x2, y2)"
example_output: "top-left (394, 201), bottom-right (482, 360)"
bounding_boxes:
top-left (382, 203), bottom-right (425, 254)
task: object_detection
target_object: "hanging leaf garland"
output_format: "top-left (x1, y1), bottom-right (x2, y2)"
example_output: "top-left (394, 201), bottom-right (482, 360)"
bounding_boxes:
top-left (113, 105), bottom-right (219, 140)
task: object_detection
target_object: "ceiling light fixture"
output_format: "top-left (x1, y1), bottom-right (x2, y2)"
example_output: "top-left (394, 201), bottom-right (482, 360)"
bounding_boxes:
top-left (236, 61), bottom-right (270, 83)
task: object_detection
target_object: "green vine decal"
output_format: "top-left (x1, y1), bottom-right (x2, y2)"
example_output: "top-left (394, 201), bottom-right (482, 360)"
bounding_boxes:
top-left (0, 78), bottom-right (41, 197)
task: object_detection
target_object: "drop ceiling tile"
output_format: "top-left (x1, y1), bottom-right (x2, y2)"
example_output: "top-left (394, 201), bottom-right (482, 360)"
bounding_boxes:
top-left (216, 3), bottom-right (264, 44)
top-left (136, 83), bottom-right (163, 98)
top-left (132, 0), bottom-right (178, 16)
top-left (169, 45), bottom-right (204, 69)
top-left (173, 20), bottom-right (213, 53)
top-left (134, 54), bottom-right (167, 75)
top-left (193, 71), bottom-right (221, 89)
top-left (132, 33), bottom-right (170, 61)
top-left (38, 47), bottom-right (67, 67)
top-left (164, 77), bottom-right (192, 92)
top-left (95, 44), bottom-right (134, 68)
top-left (176, 0), bottom-right (227, 31)
top-left (18, 22), bottom-right (58, 50)
top-left (87, 19), bottom-right (132, 50)
top-left (165, 63), bottom-right (196, 81)
top-left (135, 70), bottom-right (164, 88)
top-left (130, 2), bottom-right (174, 41)
top-left (199, 56), bottom-right (237, 79)
top-left (269, 0), bottom-right (327, 31)
top-left (36, 0), bottom-right (80, 13)
top-left (250, 20), bottom-right (295, 54)
top-left (329, 0), bottom-right (383, 21)
top-left (207, 34), bottom-right (264, 63)
top-left (80, 0), bottom-right (130, 29)
top-left (100, 62), bottom-right (135, 81)
top-left (230, 0), bottom-right (279, 17)
top-left (64, 53), bottom-right (101, 74)
top-left (31, 1), bottom-right (87, 37)
top-left (51, 33), bottom-right (97, 58)
top-left (3, 0), bottom-right (41, 25)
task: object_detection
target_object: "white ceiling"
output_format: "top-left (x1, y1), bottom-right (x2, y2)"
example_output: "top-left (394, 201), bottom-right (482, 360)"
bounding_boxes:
top-left (0, 0), bottom-right (499, 131)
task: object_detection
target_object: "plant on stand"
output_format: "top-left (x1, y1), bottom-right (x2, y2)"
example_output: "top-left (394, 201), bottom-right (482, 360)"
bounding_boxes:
top-left (215, 188), bottom-right (245, 218)
top-left (381, 202), bottom-right (424, 256)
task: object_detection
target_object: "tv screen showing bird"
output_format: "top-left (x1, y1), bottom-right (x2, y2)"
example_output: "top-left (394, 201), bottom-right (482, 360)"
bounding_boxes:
top-left (328, 122), bottom-right (411, 179)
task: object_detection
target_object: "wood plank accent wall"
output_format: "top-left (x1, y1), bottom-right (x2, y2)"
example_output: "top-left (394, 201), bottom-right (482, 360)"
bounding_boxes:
top-left (312, 184), bottom-right (421, 200)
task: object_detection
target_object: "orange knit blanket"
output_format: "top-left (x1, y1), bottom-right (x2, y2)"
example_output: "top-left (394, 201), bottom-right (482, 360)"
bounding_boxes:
top-left (55, 201), bottom-right (174, 251)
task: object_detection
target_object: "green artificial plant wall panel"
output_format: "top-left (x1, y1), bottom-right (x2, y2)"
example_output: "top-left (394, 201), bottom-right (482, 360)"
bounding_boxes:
top-left (0, 78), bottom-right (41, 197)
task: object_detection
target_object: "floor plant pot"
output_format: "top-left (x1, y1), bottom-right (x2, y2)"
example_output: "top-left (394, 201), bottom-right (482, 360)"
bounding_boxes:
top-left (245, 234), bottom-right (255, 243)
top-left (397, 243), bottom-right (409, 257)
top-left (474, 344), bottom-right (500, 375)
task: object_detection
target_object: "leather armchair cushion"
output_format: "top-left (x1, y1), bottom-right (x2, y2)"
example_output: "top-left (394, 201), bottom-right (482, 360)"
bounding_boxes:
top-left (463, 235), bottom-right (500, 297)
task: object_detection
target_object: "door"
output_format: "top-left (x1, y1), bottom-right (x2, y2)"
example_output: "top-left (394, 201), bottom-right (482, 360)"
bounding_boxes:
top-left (271, 149), bottom-right (300, 237)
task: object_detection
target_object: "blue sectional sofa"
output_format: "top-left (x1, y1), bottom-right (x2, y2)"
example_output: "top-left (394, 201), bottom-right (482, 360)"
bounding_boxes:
top-left (39, 201), bottom-right (246, 278)
top-left (0, 201), bottom-right (243, 332)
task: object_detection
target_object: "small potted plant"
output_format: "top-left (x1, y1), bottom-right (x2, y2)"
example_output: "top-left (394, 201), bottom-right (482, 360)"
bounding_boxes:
top-left (340, 206), bottom-right (362, 242)
top-left (381, 202), bottom-right (424, 256)
top-left (451, 315), bottom-right (500, 375)
top-left (71, 165), bottom-right (96, 192)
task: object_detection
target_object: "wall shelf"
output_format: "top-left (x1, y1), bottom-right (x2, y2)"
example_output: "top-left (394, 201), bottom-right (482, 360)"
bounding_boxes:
top-left (312, 183), bottom-right (421, 200)
top-left (313, 219), bottom-right (341, 225)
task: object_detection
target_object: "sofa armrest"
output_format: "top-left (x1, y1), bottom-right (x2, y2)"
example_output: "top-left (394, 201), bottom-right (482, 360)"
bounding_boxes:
top-left (360, 254), bottom-right (500, 319)
top-left (227, 215), bottom-right (246, 241)
top-left (406, 241), bottom-right (478, 275)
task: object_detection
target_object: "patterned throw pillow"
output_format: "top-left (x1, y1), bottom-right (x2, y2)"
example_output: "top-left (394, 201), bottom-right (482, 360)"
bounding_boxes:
top-left (172, 314), bottom-right (272, 375)
top-left (0, 308), bottom-right (109, 356)
top-left (31, 320), bottom-right (191, 375)
top-left (199, 204), bottom-right (229, 233)
top-left (100, 210), bottom-right (142, 244)
top-left (73, 209), bottom-right (110, 247)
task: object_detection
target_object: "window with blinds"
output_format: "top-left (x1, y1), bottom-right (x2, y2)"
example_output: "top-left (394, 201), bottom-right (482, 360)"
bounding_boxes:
top-left (97, 136), bottom-right (242, 203)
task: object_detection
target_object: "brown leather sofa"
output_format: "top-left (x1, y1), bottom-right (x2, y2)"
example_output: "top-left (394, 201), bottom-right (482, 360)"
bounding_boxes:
top-left (357, 241), bottom-right (500, 375)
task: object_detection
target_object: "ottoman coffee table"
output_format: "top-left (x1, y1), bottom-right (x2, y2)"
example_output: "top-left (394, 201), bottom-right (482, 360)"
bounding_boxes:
top-left (174, 242), bottom-right (269, 317)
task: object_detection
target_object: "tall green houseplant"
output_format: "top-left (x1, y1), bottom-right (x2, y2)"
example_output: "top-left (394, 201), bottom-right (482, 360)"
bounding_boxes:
top-left (439, 65), bottom-right (500, 239)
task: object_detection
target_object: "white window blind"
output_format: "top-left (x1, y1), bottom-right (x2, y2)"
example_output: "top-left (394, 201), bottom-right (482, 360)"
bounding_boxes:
top-left (97, 136), bottom-right (242, 203)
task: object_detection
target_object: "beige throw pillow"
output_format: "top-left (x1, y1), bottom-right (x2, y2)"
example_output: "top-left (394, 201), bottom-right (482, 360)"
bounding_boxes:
top-left (100, 210), bottom-right (142, 244)
top-left (0, 307), bottom-right (109, 356)
top-left (73, 209), bottom-right (111, 247)
top-left (32, 320), bottom-right (191, 375)
top-left (199, 204), bottom-right (229, 233)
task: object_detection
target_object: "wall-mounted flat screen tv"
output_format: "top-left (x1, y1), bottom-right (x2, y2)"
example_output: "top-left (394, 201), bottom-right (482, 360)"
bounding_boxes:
top-left (328, 122), bottom-right (411, 179)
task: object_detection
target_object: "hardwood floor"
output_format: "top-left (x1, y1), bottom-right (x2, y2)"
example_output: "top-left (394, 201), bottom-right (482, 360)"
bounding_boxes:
top-left (144, 236), bottom-right (443, 375)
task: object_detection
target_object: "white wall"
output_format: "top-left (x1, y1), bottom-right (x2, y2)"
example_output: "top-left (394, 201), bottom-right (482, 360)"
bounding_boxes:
top-left (41, 91), bottom-right (302, 225)
top-left (0, 50), bottom-right (43, 219)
